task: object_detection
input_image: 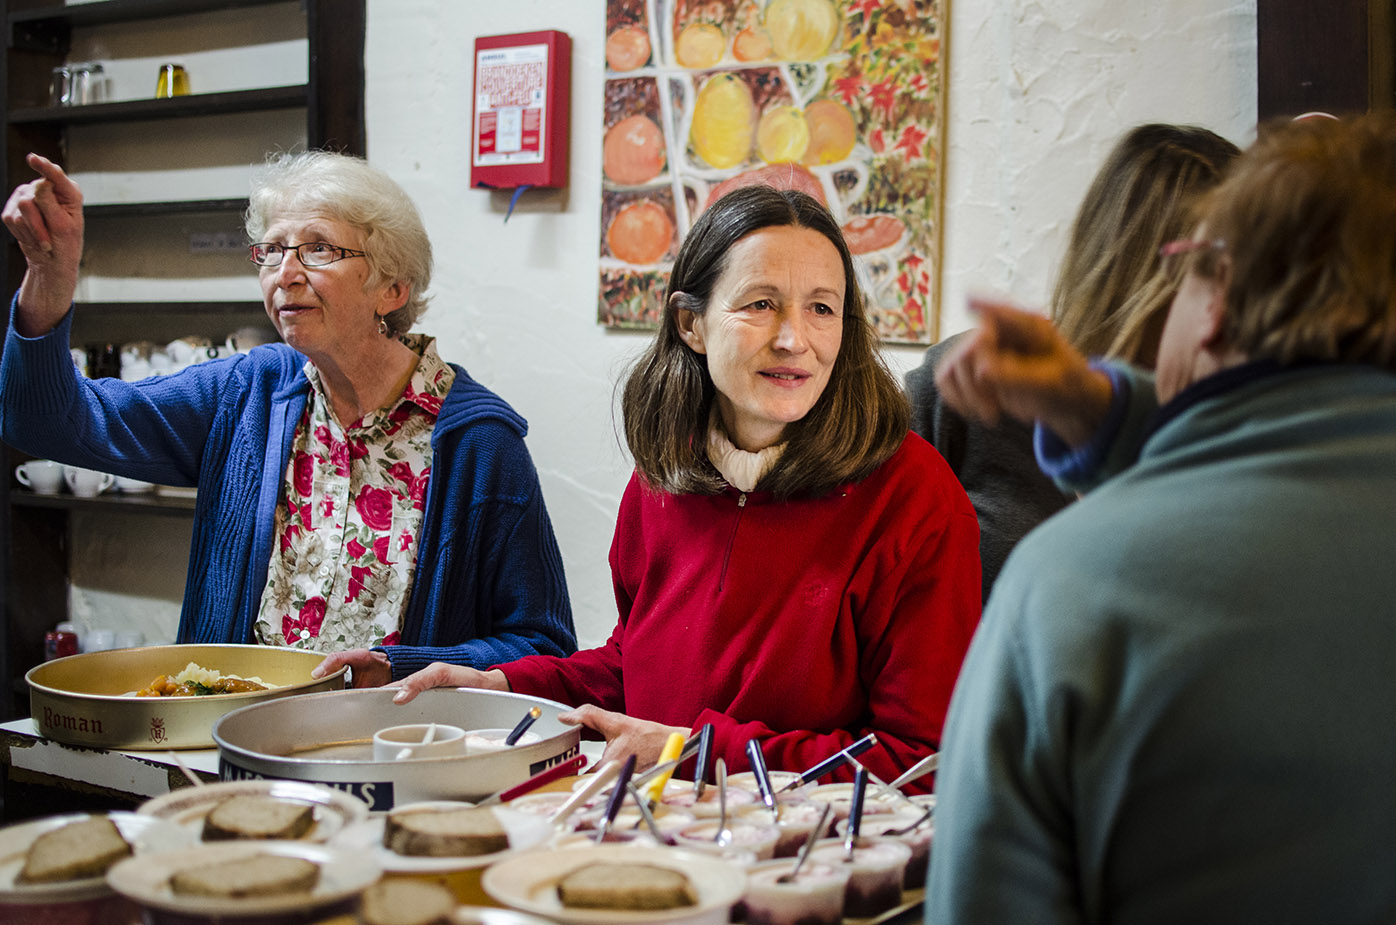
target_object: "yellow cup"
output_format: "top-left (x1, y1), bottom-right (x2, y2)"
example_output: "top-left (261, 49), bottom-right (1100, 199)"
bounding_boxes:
top-left (155, 63), bottom-right (189, 98)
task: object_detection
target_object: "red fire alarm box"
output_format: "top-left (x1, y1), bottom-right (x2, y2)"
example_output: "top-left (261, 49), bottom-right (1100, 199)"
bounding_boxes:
top-left (470, 30), bottom-right (571, 190)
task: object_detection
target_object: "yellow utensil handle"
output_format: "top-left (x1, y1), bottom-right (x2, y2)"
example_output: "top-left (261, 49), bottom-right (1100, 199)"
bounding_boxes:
top-left (645, 731), bottom-right (687, 803)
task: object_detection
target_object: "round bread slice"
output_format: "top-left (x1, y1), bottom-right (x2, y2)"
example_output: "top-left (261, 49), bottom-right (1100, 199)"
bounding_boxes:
top-left (359, 878), bottom-right (456, 925)
top-left (169, 852), bottom-right (319, 898)
top-left (17, 816), bottom-right (132, 884)
top-left (556, 862), bottom-right (698, 911)
top-left (202, 794), bottom-right (315, 841)
top-left (382, 806), bottom-right (508, 857)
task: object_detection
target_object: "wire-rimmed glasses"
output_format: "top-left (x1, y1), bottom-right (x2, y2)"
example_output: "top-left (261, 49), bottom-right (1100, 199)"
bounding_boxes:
top-left (249, 241), bottom-right (366, 268)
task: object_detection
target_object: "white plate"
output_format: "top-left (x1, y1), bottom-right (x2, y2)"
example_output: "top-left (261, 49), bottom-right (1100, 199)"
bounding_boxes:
top-left (482, 843), bottom-right (746, 924)
top-left (332, 802), bottom-right (551, 873)
top-left (106, 840), bottom-right (379, 917)
top-left (137, 779), bottom-right (369, 843)
top-left (0, 812), bottom-right (192, 902)
top-left (452, 908), bottom-right (560, 924)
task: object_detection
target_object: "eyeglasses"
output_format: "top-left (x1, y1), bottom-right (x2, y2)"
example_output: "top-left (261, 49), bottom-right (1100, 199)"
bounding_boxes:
top-left (1158, 237), bottom-right (1227, 276)
top-left (249, 241), bottom-right (366, 268)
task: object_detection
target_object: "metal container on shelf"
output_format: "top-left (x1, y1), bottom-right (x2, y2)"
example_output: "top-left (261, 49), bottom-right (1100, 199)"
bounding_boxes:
top-left (26, 644), bottom-right (348, 750)
top-left (212, 687), bottom-right (582, 810)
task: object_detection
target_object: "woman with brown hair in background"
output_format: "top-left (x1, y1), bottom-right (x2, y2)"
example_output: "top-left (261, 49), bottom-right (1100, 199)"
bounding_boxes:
top-left (905, 123), bottom-right (1239, 600)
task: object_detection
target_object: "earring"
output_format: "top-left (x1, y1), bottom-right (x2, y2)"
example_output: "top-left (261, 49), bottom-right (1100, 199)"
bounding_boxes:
top-left (378, 316), bottom-right (389, 337)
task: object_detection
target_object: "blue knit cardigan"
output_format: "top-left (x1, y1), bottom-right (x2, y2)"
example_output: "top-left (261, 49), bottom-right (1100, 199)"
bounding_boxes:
top-left (0, 302), bottom-right (576, 678)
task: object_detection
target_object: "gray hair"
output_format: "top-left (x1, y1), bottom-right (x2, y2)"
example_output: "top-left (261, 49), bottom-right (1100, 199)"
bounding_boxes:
top-left (245, 150), bottom-right (432, 335)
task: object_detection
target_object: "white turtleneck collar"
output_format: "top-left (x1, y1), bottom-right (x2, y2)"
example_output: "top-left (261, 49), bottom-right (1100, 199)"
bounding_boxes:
top-left (706, 407), bottom-right (785, 492)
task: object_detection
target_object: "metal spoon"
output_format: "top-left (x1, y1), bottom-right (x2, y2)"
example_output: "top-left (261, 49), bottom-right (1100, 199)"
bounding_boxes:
top-left (882, 805), bottom-right (934, 837)
top-left (714, 758), bottom-right (732, 847)
top-left (626, 781), bottom-right (674, 844)
top-left (777, 802), bottom-right (832, 883)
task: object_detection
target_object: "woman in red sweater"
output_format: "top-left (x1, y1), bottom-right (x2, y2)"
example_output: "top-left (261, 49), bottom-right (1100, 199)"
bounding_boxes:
top-left (391, 186), bottom-right (981, 785)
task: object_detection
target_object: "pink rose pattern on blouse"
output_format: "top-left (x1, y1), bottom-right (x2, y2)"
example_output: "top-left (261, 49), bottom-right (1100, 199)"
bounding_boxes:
top-left (254, 335), bottom-right (456, 652)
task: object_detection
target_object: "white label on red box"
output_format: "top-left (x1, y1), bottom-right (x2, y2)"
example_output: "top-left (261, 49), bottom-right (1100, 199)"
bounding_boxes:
top-left (474, 43), bottom-right (549, 166)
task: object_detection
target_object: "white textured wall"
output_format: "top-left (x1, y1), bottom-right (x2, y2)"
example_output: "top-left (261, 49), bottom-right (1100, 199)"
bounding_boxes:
top-left (68, 0), bottom-right (1257, 652)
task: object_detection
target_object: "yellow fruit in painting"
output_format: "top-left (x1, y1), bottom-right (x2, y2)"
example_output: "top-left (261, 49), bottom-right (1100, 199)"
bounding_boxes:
top-left (765, 0), bottom-right (840, 61)
top-left (732, 25), bottom-right (773, 62)
top-left (757, 106), bottom-right (810, 164)
top-left (676, 22), bottom-right (726, 69)
top-left (691, 73), bottom-right (756, 169)
top-left (801, 99), bottom-right (857, 165)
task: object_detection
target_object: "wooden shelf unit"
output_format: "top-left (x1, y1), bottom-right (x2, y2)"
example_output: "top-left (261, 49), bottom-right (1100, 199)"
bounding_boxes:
top-left (0, 0), bottom-right (365, 720)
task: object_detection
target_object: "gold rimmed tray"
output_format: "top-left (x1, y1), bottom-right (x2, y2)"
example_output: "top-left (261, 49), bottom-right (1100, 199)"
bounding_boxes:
top-left (27, 643), bottom-right (347, 750)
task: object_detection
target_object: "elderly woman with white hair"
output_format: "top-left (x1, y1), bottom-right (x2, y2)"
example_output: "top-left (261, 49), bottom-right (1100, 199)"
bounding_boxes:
top-left (0, 150), bottom-right (576, 685)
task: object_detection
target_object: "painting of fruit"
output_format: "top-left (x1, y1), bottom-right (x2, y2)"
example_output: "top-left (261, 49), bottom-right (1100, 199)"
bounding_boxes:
top-left (599, 0), bottom-right (945, 344)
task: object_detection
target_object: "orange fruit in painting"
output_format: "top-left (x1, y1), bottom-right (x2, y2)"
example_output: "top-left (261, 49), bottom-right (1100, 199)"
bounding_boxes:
top-left (757, 106), bottom-right (810, 164)
top-left (691, 73), bottom-right (756, 169)
top-left (732, 25), bottom-right (773, 62)
top-left (606, 25), bottom-right (652, 72)
top-left (801, 99), bottom-right (857, 165)
top-left (764, 0), bottom-right (840, 61)
top-left (603, 114), bottom-right (666, 186)
top-left (676, 22), bottom-right (726, 69)
top-left (608, 200), bottom-right (674, 265)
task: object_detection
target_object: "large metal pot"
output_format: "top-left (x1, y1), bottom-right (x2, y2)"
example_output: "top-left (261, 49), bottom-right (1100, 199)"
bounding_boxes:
top-left (213, 687), bottom-right (582, 809)
top-left (26, 644), bottom-right (348, 750)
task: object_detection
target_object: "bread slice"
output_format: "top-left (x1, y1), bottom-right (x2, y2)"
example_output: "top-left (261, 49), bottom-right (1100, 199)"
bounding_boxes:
top-left (201, 795), bottom-right (315, 841)
top-left (169, 852), bottom-right (319, 898)
top-left (382, 806), bottom-right (508, 857)
top-left (17, 816), bottom-right (132, 884)
top-left (359, 878), bottom-right (456, 925)
top-left (557, 862), bottom-right (698, 911)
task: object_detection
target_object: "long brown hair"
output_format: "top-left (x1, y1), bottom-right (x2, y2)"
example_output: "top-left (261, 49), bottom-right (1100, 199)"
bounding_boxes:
top-left (621, 186), bottom-right (908, 499)
top-left (1049, 124), bottom-right (1239, 365)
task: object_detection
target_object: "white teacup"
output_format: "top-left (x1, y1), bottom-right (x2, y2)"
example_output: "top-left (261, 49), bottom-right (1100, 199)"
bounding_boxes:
top-left (16, 459), bottom-right (64, 495)
top-left (62, 465), bottom-right (115, 498)
top-left (372, 723), bottom-right (467, 761)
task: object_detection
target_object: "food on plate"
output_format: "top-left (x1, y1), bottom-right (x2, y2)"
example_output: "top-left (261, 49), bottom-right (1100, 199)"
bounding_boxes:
top-left (169, 852), bottom-right (319, 898)
top-left (359, 878), bottom-right (456, 925)
top-left (134, 661), bottom-right (274, 697)
top-left (201, 795), bottom-right (315, 841)
top-left (16, 815), bottom-right (132, 883)
top-left (382, 806), bottom-right (508, 857)
top-left (556, 862), bottom-right (698, 911)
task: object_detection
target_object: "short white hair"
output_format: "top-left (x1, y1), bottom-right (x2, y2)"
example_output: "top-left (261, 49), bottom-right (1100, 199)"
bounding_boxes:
top-left (246, 150), bottom-right (432, 335)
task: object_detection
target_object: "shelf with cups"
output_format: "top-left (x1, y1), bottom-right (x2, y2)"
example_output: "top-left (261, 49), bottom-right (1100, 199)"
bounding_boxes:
top-left (10, 488), bottom-right (197, 517)
top-left (0, 0), bottom-right (366, 721)
top-left (7, 84), bottom-right (308, 125)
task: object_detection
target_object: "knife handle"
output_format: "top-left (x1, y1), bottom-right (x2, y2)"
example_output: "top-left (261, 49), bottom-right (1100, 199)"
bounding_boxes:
top-left (745, 738), bottom-right (775, 807)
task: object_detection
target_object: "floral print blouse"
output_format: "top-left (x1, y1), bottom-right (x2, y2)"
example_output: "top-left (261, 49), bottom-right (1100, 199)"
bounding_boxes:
top-left (255, 334), bottom-right (455, 652)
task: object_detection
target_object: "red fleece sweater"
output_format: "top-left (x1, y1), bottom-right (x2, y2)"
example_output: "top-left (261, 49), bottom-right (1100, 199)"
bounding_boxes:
top-left (499, 434), bottom-right (981, 788)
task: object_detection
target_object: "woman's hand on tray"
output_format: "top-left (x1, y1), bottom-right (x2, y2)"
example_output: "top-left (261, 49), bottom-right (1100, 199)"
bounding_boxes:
top-left (313, 648), bottom-right (392, 689)
top-left (559, 703), bottom-right (687, 771)
top-left (387, 661), bottom-right (511, 704)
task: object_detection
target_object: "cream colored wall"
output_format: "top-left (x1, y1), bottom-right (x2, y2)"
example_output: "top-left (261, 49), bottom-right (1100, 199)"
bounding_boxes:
top-left (66, 0), bottom-right (1257, 651)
